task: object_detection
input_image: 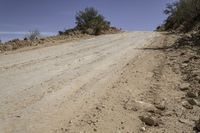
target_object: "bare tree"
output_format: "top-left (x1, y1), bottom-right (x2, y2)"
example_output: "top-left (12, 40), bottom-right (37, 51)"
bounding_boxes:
top-left (26, 30), bottom-right (40, 41)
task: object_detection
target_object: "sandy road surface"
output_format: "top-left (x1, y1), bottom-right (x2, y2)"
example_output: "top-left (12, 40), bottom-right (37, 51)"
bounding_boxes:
top-left (0, 32), bottom-right (166, 133)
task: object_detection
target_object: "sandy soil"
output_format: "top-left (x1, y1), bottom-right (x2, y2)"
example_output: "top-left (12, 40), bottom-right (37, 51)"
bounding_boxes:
top-left (0, 32), bottom-right (190, 133)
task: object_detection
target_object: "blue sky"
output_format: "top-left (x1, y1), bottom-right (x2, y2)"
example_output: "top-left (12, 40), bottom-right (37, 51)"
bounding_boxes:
top-left (0, 0), bottom-right (176, 41)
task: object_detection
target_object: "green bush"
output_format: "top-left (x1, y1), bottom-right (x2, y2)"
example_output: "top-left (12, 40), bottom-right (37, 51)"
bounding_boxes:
top-left (161, 0), bottom-right (200, 32)
top-left (75, 7), bottom-right (110, 35)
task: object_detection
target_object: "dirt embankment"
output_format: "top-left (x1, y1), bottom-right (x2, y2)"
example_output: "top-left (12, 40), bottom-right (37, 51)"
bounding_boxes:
top-left (0, 27), bottom-right (121, 52)
top-left (164, 33), bottom-right (200, 132)
top-left (0, 33), bottom-right (91, 52)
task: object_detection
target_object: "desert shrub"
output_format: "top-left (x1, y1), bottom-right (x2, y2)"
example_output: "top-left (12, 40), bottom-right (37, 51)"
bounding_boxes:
top-left (161, 0), bottom-right (200, 32)
top-left (26, 30), bottom-right (40, 41)
top-left (75, 7), bottom-right (110, 35)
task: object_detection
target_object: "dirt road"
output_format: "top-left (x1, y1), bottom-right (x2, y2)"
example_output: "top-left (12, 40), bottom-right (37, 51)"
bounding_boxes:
top-left (0, 32), bottom-right (187, 133)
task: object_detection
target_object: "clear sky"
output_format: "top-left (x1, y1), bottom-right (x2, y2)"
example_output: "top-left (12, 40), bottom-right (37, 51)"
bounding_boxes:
top-left (0, 0), bottom-right (176, 41)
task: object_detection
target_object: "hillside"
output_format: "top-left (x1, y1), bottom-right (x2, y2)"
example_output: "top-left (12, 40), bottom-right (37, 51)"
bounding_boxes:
top-left (0, 7), bottom-right (120, 52)
top-left (157, 0), bottom-right (200, 33)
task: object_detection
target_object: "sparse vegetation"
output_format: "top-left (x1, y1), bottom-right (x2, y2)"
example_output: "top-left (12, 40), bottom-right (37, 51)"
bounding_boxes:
top-left (26, 30), bottom-right (41, 41)
top-left (158, 0), bottom-right (200, 32)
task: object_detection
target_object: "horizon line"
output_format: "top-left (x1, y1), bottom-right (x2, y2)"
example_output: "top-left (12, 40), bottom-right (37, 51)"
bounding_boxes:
top-left (0, 31), bottom-right (56, 35)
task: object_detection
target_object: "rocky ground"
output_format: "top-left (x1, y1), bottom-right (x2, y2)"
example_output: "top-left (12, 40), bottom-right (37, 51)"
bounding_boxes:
top-left (134, 32), bottom-right (200, 133)
top-left (163, 33), bottom-right (200, 132)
